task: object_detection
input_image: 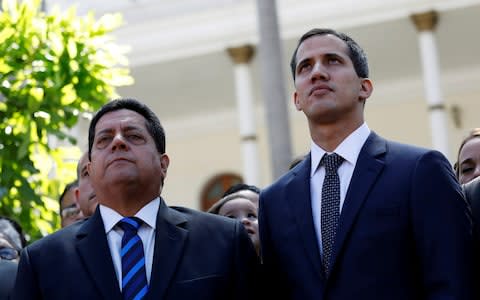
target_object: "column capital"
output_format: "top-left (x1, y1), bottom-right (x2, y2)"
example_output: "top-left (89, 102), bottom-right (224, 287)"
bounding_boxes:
top-left (227, 45), bottom-right (255, 64)
top-left (411, 10), bottom-right (438, 32)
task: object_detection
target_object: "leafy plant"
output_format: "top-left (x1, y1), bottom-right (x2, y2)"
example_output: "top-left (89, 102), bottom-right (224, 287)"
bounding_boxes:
top-left (0, 0), bottom-right (133, 241)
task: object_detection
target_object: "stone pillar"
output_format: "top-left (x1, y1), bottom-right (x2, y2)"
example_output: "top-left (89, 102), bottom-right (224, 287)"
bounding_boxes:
top-left (255, 0), bottom-right (293, 179)
top-left (227, 45), bottom-right (260, 185)
top-left (411, 11), bottom-right (449, 157)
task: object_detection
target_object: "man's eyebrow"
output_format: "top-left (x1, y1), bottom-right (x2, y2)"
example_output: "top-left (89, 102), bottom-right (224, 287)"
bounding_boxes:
top-left (324, 52), bottom-right (345, 59)
top-left (296, 57), bottom-right (312, 70)
top-left (96, 125), bottom-right (144, 136)
top-left (123, 125), bottom-right (144, 132)
top-left (325, 52), bottom-right (341, 56)
top-left (95, 128), bottom-right (114, 137)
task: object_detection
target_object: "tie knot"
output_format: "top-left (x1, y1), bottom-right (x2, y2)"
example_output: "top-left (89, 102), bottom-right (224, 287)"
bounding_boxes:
top-left (118, 217), bottom-right (142, 233)
top-left (321, 153), bottom-right (344, 173)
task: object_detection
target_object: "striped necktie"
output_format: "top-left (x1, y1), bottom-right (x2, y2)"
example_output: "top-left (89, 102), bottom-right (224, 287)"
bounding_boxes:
top-left (118, 217), bottom-right (149, 300)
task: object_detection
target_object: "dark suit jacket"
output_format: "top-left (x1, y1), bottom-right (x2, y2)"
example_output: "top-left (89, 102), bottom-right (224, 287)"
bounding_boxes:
top-left (12, 198), bottom-right (259, 299)
top-left (0, 260), bottom-right (17, 300)
top-left (463, 176), bottom-right (480, 233)
top-left (463, 176), bottom-right (480, 279)
top-left (259, 132), bottom-right (475, 300)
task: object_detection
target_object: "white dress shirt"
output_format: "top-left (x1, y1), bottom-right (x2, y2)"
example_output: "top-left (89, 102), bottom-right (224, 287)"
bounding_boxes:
top-left (99, 197), bottom-right (159, 290)
top-left (310, 123), bottom-right (370, 257)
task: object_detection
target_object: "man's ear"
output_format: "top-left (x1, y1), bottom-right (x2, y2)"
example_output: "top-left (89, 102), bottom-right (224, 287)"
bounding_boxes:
top-left (359, 78), bottom-right (373, 101)
top-left (160, 154), bottom-right (170, 175)
top-left (74, 187), bottom-right (80, 202)
top-left (293, 91), bottom-right (302, 111)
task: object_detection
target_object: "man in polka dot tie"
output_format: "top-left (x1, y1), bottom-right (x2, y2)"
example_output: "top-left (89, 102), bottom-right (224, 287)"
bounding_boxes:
top-left (259, 28), bottom-right (476, 299)
top-left (13, 99), bottom-right (260, 300)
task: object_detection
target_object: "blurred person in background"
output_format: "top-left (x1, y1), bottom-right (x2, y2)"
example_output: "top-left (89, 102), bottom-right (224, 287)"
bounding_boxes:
top-left (455, 128), bottom-right (480, 184)
top-left (75, 152), bottom-right (97, 217)
top-left (0, 216), bottom-right (25, 300)
top-left (59, 180), bottom-right (84, 227)
top-left (209, 184), bottom-right (261, 256)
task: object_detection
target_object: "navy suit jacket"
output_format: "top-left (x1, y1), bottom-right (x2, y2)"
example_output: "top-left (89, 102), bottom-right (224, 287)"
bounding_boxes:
top-left (463, 176), bottom-right (480, 236)
top-left (12, 198), bottom-right (259, 299)
top-left (259, 132), bottom-right (475, 300)
top-left (0, 260), bottom-right (17, 300)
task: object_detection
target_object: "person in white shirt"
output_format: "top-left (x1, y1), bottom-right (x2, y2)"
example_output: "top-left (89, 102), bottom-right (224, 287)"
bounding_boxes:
top-left (13, 98), bottom-right (260, 300)
top-left (258, 28), bottom-right (476, 300)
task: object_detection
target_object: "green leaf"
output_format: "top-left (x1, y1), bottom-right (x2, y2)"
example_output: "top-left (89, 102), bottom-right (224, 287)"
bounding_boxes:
top-left (0, 0), bottom-right (132, 241)
top-left (0, 27), bottom-right (16, 44)
top-left (60, 83), bottom-right (77, 105)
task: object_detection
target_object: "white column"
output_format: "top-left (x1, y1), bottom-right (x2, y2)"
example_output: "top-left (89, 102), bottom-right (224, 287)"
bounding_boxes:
top-left (411, 11), bottom-right (449, 157)
top-left (227, 45), bottom-right (260, 185)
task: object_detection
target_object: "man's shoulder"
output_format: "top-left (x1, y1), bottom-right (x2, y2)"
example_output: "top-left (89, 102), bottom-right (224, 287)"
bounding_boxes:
top-left (26, 219), bottom-right (85, 253)
top-left (168, 206), bottom-right (237, 228)
top-left (166, 206), bottom-right (244, 244)
top-left (372, 133), bottom-right (444, 163)
top-left (368, 132), bottom-right (429, 155)
top-left (384, 138), bottom-right (431, 155)
top-left (370, 135), bottom-right (456, 186)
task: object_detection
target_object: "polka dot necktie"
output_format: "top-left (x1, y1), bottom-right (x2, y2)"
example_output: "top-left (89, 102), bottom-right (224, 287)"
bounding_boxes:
top-left (320, 153), bottom-right (344, 277)
top-left (118, 217), bottom-right (149, 300)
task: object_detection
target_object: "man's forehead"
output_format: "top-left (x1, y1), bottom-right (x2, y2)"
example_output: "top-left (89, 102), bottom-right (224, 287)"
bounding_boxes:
top-left (297, 34), bottom-right (348, 58)
top-left (95, 109), bottom-right (146, 132)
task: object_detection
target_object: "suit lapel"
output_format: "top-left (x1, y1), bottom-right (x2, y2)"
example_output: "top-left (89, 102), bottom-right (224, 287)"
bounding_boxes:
top-left (76, 209), bottom-right (122, 299)
top-left (146, 198), bottom-right (188, 300)
top-left (287, 155), bottom-right (324, 280)
top-left (329, 132), bottom-right (386, 274)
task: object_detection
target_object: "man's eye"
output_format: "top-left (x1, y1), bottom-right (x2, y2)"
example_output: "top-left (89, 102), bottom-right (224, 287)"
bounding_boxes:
top-left (298, 63), bottom-right (310, 73)
top-left (95, 136), bottom-right (111, 148)
top-left (461, 167), bottom-right (473, 174)
top-left (328, 57), bottom-right (340, 64)
top-left (128, 134), bottom-right (145, 144)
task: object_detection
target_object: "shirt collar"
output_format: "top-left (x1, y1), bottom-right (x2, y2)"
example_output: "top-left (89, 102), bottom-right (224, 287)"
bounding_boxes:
top-left (100, 197), bottom-right (160, 233)
top-left (310, 123), bottom-right (371, 177)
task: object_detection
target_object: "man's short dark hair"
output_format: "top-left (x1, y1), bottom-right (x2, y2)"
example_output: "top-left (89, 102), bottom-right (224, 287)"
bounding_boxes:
top-left (290, 28), bottom-right (369, 80)
top-left (222, 183), bottom-right (261, 198)
top-left (88, 98), bottom-right (166, 160)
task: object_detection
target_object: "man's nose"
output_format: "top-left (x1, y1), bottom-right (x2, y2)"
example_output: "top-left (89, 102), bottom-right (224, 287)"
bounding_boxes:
top-left (311, 61), bottom-right (329, 81)
top-left (111, 134), bottom-right (129, 151)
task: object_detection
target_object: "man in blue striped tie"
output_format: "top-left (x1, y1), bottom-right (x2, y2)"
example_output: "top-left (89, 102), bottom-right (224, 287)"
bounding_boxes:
top-left (13, 98), bottom-right (260, 300)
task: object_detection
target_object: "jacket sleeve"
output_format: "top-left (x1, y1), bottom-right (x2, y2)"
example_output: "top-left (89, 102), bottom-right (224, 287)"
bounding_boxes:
top-left (232, 220), bottom-right (262, 300)
top-left (410, 150), bottom-right (477, 299)
top-left (11, 247), bottom-right (42, 300)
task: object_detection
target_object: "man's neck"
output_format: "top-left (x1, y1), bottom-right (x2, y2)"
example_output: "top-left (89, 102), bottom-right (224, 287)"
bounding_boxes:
top-left (309, 120), bottom-right (363, 152)
top-left (97, 187), bottom-right (159, 217)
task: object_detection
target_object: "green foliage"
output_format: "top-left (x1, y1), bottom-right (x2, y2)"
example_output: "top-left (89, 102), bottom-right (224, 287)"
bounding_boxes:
top-left (0, 0), bottom-right (133, 241)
